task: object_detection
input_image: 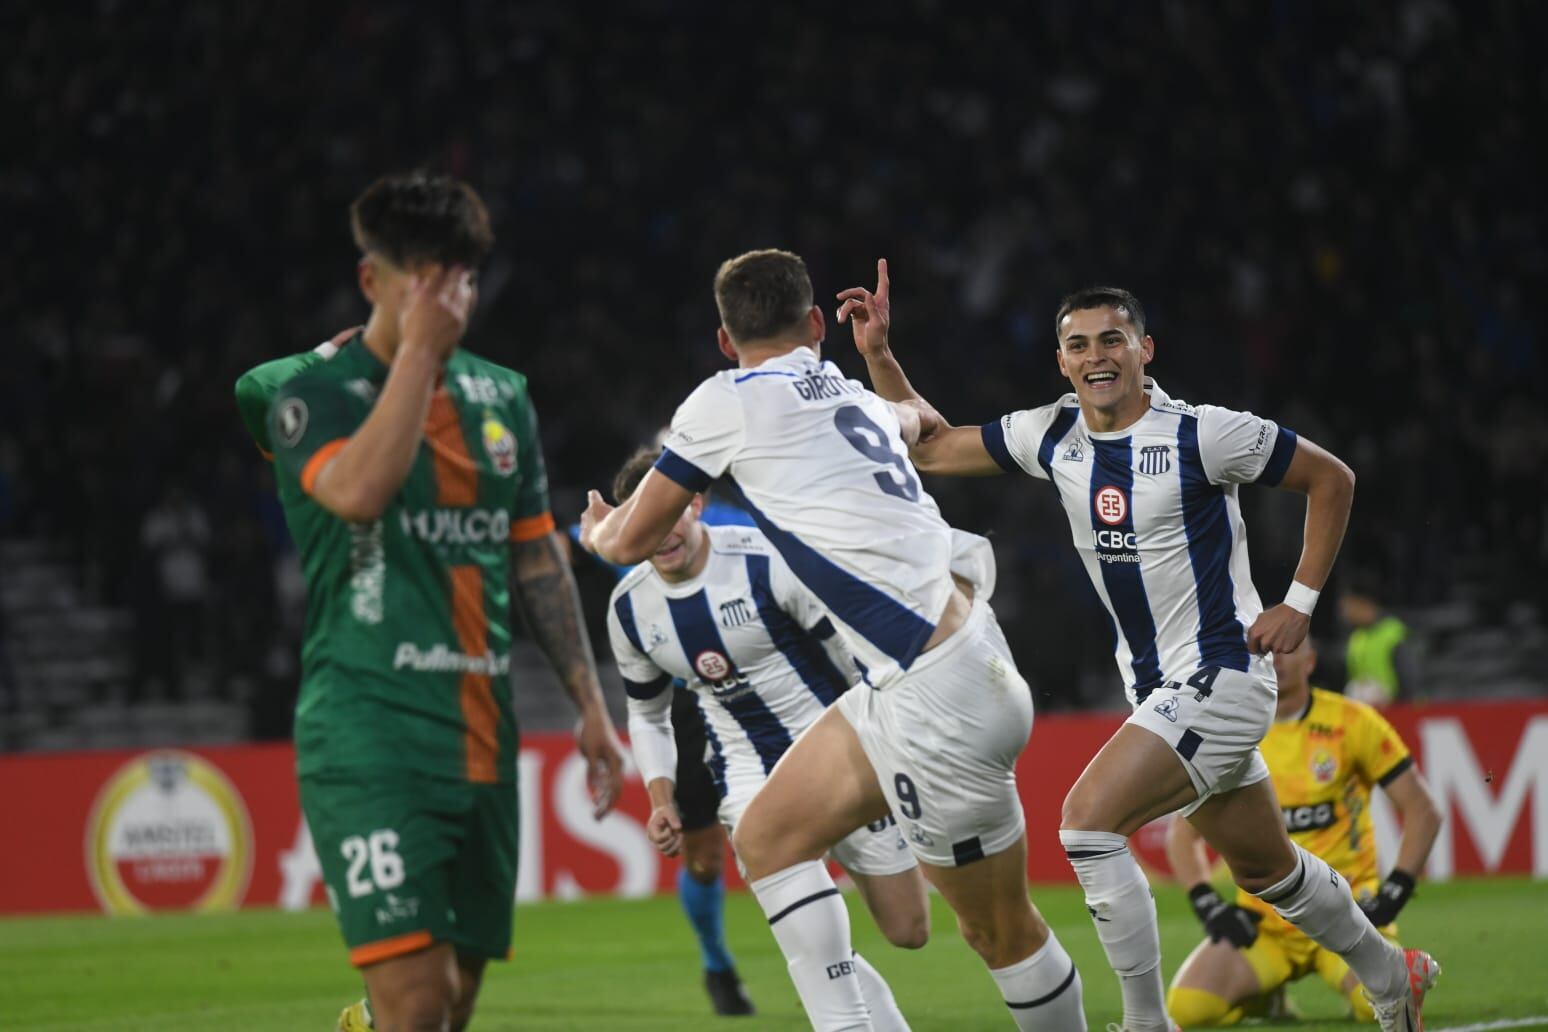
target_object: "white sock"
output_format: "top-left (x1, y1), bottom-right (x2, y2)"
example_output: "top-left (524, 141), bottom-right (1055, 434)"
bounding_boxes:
top-left (1060, 829), bottom-right (1167, 1030)
top-left (852, 952), bottom-right (909, 1032)
top-left (990, 931), bottom-right (1086, 1031)
top-left (1254, 844), bottom-right (1404, 1001)
top-left (750, 861), bottom-right (871, 1031)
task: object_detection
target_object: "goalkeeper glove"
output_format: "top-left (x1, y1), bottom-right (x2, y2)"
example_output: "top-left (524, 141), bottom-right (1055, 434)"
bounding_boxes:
top-left (1188, 883), bottom-right (1262, 948)
top-left (1359, 869), bottom-right (1416, 927)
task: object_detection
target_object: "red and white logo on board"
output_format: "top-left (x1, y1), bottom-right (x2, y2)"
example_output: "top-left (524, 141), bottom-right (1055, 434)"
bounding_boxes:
top-left (1095, 486), bottom-right (1128, 526)
top-left (694, 650), bottom-right (732, 682)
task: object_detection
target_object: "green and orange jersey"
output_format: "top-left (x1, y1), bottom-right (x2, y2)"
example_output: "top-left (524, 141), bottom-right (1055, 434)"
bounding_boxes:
top-left (260, 331), bottom-right (554, 784)
top-left (1238, 687), bottom-right (1413, 932)
top-left (234, 332), bottom-right (354, 458)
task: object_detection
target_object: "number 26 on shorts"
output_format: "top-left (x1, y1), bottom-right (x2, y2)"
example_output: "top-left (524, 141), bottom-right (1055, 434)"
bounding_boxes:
top-left (341, 829), bottom-right (405, 898)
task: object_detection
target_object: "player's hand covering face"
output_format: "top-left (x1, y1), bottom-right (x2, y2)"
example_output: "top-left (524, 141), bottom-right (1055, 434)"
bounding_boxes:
top-left (399, 264), bottom-right (475, 361)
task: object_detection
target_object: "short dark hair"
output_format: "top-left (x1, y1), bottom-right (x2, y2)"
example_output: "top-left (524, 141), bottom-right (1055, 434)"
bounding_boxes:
top-left (611, 446), bottom-right (661, 503)
top-left (349, 171), bottom-right (495, 269)
top-left (713, 249), bottom-right (814, 344)
top-left (1054, 286), bottom-right (1146, 340)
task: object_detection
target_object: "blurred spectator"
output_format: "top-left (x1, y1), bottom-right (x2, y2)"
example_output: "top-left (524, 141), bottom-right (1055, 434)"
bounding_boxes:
top-left (1340, 576), bottom-right (1419, 706)
top-left (136, 484), bottom-right (212, 699)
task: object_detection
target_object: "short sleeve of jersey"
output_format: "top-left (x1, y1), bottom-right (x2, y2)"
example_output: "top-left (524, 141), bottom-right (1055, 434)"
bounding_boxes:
top-left (980, 402), bottom-right (1068, 480)
top-left (507, 376), bottom-right (553, 529)
top-left (655, 376), bottom-right (745, 492)
top-left (607, 591), bottom-right (670, 698)
top-left (1195, 405), bottom-right (1299, 486)
top-left (1350, 701), bottom-right (1413, 788)
top-left (235, 349), bottom-right (331, 457)
top-left (269, 375), bottom-right (363, 496)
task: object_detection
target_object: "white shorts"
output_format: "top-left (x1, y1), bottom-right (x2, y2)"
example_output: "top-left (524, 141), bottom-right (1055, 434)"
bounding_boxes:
top-left (835, 597), bottom-right (1032, 868)
top-left (1125, 656), bottom-right (1276, 817)
top-left (719, 782), bottom-right (916, 877)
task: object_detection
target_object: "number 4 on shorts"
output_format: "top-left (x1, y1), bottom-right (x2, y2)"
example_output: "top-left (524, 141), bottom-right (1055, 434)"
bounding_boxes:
top-left (341, 829), bottom-right (405, 898)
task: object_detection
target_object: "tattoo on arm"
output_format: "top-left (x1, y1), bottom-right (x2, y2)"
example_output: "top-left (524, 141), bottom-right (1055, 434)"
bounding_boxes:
top-left (511, 533), bottom-right (602, 710)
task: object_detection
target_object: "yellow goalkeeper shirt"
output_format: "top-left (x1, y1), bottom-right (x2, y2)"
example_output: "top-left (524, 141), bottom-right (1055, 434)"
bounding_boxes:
top-left (1238, 687), bottom-right (1412, 932)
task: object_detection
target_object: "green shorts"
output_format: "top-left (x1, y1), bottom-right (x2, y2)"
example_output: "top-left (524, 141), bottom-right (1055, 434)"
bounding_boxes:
top-left (299, 773), bottom-right (518, 967)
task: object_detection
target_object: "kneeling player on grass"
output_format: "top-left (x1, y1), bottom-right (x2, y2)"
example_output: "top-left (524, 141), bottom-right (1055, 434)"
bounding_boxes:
top-left (1165, 637), bottom-right (1441, 1027)
top-left (253, 172), bottom-right (625, 1032)
top-left (606, 447), bottom-right (927, 1029)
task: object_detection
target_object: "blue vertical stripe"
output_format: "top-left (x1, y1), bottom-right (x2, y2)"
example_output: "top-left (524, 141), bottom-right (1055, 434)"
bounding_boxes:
top-left (1037, 407), bottom-right (1079, 479)
top-left (613, 593), bottom-right (646, 652)
top-left (744, 553), bottom-right (849, 707)
top-left (702, 716), bottom-right (728, 798)
top-left (665, 591), bottom-right (792, 773)
top-left (1176, 415), bottom-right (1250, 672)
top-left (720, 477), bottom-right (935, 669)
top-left (1090, 438), bottom-right (1164, 693)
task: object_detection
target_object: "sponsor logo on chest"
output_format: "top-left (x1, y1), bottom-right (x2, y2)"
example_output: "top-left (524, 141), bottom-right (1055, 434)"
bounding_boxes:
top-left (1092, 485), bottom-right (1141, 564)
top-left (400, 508), bottom-right (511, 545)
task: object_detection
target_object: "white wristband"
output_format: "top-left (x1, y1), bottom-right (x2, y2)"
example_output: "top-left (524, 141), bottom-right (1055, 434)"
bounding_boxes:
top-left (1284, 581), bottom-right (1320, 616)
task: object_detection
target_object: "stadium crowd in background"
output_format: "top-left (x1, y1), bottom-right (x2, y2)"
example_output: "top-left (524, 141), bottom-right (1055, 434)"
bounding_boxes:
top-left (1, 2), bottom-right (1543, 734)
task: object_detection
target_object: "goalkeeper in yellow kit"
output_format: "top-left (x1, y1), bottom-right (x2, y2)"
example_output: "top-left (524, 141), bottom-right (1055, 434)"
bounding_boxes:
top-left (1165, 637), bottom-right (1442, 1026)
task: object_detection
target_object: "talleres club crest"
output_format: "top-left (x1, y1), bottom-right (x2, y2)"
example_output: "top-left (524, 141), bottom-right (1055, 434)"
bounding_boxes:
top-left (482, 414), bottom-right (518, 477)
top-left (84, 750), bottom-right (253, 915)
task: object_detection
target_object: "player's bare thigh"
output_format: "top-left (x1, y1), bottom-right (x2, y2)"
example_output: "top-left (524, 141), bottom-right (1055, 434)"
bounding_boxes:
top-left (1186, 779), bottom-right (1298, 890)
top-left (1170, 937), bottom-right (1263, 1004)
top-left (920, 832), bottom-right (1051, 969)
top-left (847, 866), bottom-right (930, 950)
top-left (1061, 722), bottom-right (1199, 836)
top-left (732, 705), bottom-right (890, 880)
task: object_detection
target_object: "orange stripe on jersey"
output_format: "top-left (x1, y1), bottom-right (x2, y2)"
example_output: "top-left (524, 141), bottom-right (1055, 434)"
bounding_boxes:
top-left (349, 930), bottom-right (434, 967)
top-left (255, 445), bottom-right (273, 462)
top-left (450, 564), bottom-right (499, 783)
top-left (425, 388), bottom-right (479, 507)
top-left (510, 512), bottom-right (556, 543)
top-left (300, 438), bottom-right (349, 495)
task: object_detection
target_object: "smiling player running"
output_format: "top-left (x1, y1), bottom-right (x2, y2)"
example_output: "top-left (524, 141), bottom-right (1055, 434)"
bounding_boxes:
top-left (840, 261), bottom-right (1438, 1032)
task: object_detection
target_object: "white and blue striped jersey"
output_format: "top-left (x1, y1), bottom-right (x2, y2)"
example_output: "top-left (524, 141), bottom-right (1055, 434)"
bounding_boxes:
top-left (981, 379), bottom-right (1299, 705)
top-left (653, 346), bottom-right (955, 688)
top-left (607, 524), bottom-right (854, 797)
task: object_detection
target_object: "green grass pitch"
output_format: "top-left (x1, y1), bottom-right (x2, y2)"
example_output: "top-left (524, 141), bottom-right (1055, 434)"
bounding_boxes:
top-left (1, 878), bottom-right (1544, 1030)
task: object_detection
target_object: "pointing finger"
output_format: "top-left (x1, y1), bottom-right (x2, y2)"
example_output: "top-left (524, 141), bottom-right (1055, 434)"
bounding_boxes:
top-left (877, 258), bottom-right (889, 301)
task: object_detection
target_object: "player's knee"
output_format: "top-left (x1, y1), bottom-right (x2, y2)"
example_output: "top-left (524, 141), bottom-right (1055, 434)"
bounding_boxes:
top-left (877, 907), bottom-right (930, 950)
top-left (1166, 984), bottom-right (1237, 1028)
top-left (377, 990), bottom-right (453, 1032)
top-left (1059, 785), bottom-right (1111, 833)
top-left (954, 912), bottom-right (1030, 969)
top-left (683, 839), bottom-right (724, 883)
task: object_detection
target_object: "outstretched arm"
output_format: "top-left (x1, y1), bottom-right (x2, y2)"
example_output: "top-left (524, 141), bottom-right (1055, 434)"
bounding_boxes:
top-left (580, 468), bottom-right (696, 566)
top-left (1359, 766), bottom-right (1442, 926)
top-left (837, 259), bottom-right (1005, 477)
top-left (1247, 437), bottom-right (1356, 654)
top-left (511, 531), bottom-right (625, 817)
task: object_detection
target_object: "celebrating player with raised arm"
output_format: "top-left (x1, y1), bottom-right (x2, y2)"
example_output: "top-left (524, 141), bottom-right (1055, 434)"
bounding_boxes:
top-left (1164, 636), bottom-right (1441, 1027)
top-left (253, 173), bottom-right (624, 1032)
top-left (606, 447), bottom-right (926, 1030)
top-left (583, 251), bottom-right (1084, 1031)
top-left (839, 260), bottom-right (1438, 1032)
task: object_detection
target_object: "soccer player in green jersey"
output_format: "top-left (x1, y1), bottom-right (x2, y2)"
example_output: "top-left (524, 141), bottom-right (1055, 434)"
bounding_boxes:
top-left (252, 172), bottom-right (625, 1032)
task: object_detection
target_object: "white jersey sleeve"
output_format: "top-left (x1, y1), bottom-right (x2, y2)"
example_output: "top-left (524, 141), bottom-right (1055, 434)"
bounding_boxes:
top-left (607, 583), bottom-right (678, 786)
top-left (657, 374), bottom-right (745, 490)
top-left (607, 581), bottom-right (670, 694)
top-left (980, 397), bottom-right (1076, 480)
top-left (1195, 405), bottom-right (1299, 486)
